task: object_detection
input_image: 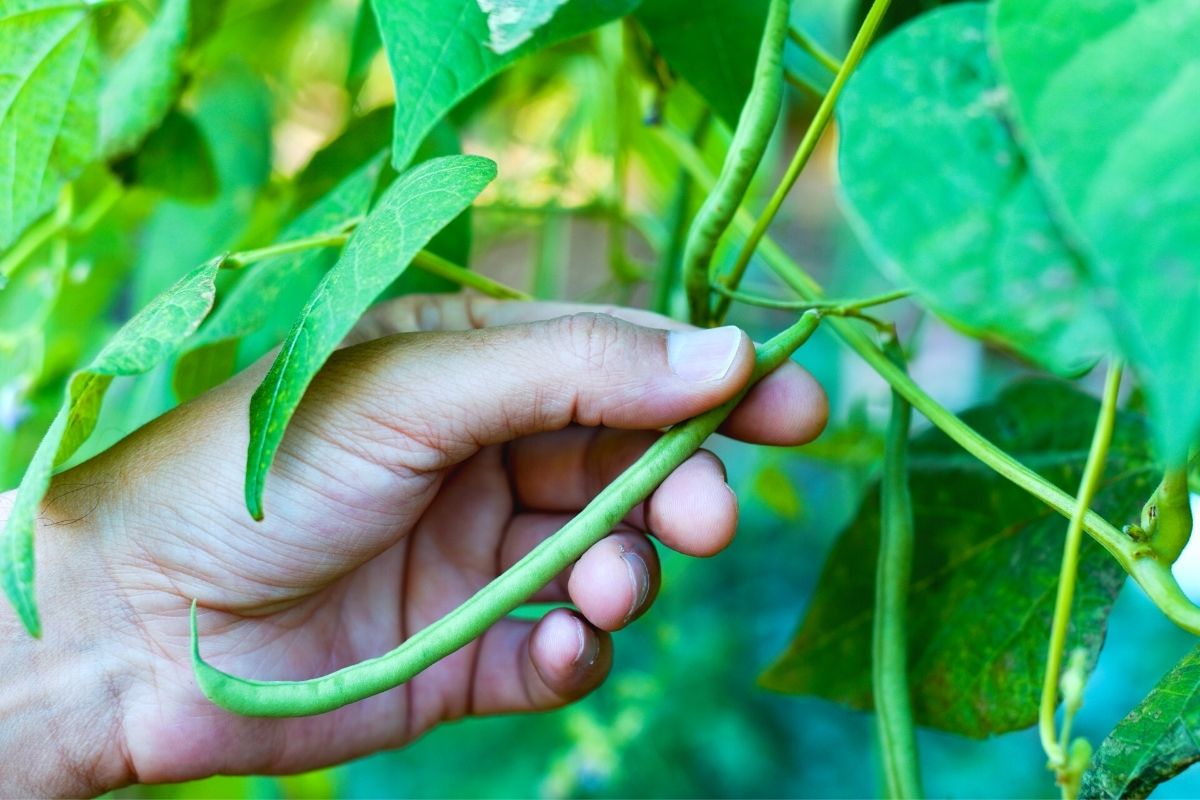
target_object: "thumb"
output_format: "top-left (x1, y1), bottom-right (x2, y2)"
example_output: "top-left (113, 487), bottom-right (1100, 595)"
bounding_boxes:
top-left (338, 312), bottom-right (755, 470)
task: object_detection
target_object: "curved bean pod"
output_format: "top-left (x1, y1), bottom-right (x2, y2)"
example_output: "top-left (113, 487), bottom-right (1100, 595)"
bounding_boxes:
top-left (682, 0), bottom-right (789, 326)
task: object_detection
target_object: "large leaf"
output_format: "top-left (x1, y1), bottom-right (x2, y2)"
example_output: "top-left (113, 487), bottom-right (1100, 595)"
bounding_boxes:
top-left (761, 380), bottom-right (1155, 738)
top-left (992, 0), bottom-right (1200, 459)
top-left (1083, 644), bottom-right (1200, 799)
top-left (244, 155), bottom-right (497, 519)
top-left (478, 0), bottom-right (571, 53)
top-left (635, 0), bottom-right (767, 127)
top-left (172, 153), bottom-right (386, 402)
top-left (372, 0), bottom-right (637, 170)
top-left (0, 0), bottom-right (99, 248)
top-left (100, 0), bottom-right (190, 158)
top-left (1, 257), bottom-right (225, 636)
top-left (836, 4), bottom-right (1105, 376)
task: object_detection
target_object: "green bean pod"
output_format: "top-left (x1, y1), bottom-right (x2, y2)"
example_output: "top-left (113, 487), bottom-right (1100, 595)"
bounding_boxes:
top-left (192, 311), bottom-right (821, 717)
top-left (682, 0), bottom-right (789, 326)
top-left (872, 337), bottom-right (923, 798)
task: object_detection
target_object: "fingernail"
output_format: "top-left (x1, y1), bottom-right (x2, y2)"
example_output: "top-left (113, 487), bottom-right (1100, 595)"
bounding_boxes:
top-left (667, 326), bottom-right (742, 382)
top-left (573, 617), bottom-right (599, 667)
top-left (621, 548), bottom-right (651, 624)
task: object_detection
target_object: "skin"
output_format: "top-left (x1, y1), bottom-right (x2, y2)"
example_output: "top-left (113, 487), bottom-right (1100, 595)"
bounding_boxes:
top-left (0, 295), bottom-right (827, 796)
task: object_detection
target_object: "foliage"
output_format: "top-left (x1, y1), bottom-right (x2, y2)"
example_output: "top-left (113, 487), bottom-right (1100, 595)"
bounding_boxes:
top-left (3, 0), bottom-right (1200, 796)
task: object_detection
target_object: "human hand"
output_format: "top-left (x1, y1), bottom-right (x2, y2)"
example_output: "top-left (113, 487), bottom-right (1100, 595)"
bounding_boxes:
top-left (0, 295), bottom-right (826, 795)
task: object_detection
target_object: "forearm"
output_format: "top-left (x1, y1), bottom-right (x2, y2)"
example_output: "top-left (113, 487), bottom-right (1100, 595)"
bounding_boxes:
top-left (0, 489), bottom-right (134, 797)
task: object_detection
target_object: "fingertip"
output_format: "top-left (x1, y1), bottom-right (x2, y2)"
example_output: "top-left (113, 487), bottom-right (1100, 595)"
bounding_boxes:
top-left (530, 609), bottom-right (612, 698)
top-left (723, 360), bottom-right (828, 445)
top-left (646, 450), bottom-right (739, 557)
top-left (568, 533), bottom-right (660, 631)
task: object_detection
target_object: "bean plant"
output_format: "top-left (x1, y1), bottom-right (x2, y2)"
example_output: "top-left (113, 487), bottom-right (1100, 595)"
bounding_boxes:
top-left (1, 0), bottom-right (1198, 797)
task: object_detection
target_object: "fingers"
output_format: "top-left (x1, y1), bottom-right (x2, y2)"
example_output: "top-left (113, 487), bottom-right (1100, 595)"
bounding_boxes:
top-left (509, 429), bottom-right (739, 556)
top-left (500, 517), bottom-right (661, 629)
top-left (340, 312), bottom-right (758, 471)
top-left (467, 610), bottom-right (611, 716)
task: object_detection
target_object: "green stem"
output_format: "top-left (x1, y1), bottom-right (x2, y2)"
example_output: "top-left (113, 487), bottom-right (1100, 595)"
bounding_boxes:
top-left (784, 70), bottom-right (826, 102)
top-left (712, 0), bottom-right (891, 324)
top-left (656, 124), bottom-right (1200, 636)
top-left (1038, 360), bottom-right (1122, 795)
top-left (225, 232), bottom-right (351, 268)
top-left (653, 113), bottom-right (710, 316)
top-left (874, 334), bottom-right (923, 799)
top-left (0, 181), bottom-right (122, 283)
top-left (788, 25), bottom-right (844, 74)
top-left (411, 250), bottom-right (532, 301)
top-left (713, 283), bottom-right (910, 312)
top-left (193, 312), bottom-right (823, 717)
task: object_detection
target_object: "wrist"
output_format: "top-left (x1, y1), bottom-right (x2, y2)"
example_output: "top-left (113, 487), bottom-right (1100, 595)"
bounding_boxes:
top-left (0, 488), bottom-right (135, 796)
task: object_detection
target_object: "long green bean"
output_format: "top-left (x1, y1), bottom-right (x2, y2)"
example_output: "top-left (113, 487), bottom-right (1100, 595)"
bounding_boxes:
top-left (682, 0), bottom-right (789, 325)
top-left (192, 312), bottom-right (822, 717)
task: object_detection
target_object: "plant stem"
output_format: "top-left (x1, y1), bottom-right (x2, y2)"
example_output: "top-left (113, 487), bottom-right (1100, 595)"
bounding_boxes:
top-left (713, 283), bottom-right (910, 312)
top-left (0, 181), bottom-right (122, 284)
top-left (874, 334), bottom-right (923, 799)
top-left (656, 124), bottom-right (1200, 636)
top-left (193, 313), bottom-right (823, 717)
top-left (711, 0), bottom-right (891, 324)
top-left (788, 25), bottom-right (844, 74)
top-left (653, 113), bottom-right (710, 316)
top-left (225, 232), bottom-right (351, 268)
top-left (1038, 360), bottom-right (1122, 797)
top-left (411, 250), bottom-right (532, 301)
top-left (784, 70), bottom-right (826, 102)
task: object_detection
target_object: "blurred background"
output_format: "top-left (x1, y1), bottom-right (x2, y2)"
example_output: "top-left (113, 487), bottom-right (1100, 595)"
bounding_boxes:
top-left (5, 0), bottom-right (1199, 796)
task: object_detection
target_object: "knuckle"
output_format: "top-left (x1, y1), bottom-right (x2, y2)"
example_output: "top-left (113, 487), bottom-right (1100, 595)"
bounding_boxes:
top-left (554, 312), bottom-right (628, 372)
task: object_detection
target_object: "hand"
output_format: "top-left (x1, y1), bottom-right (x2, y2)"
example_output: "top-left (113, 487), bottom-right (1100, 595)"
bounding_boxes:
top-left (0, 296), bottom-right (826, 795)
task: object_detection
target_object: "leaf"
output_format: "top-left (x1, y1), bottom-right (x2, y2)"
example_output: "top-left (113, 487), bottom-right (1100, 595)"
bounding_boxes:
top-left (244, 155), bottom-right (497, 519)
top-left (836, 4), bottom-right (1106, 376)
top-left (173, 153), bottom-right (386, 401)
top-left (852, 0), bottom-right (970, 39)
top-left (1, 256), bottom-right (225, 636)
top-left (100, 0), bottom-right (190, 158)
top-left (991, 0), bottom-right (1200, 460)
top-left (113, 109), bottom-right (217, 201)
top-left (294, 106), bottom-right (393, 212)
top-left (373, 0), bottom-right (638, 170)
top-left (477, 0), bottom-right (571, 54)
top-left (0, 0), bottom-right (99, 248)
top-left (131, 67), bottom-right (272, 308)
top-left (761, 380), bottom-right (1155, 738)
top-left (1082, 644), bottom-right (1200, 799)
top-left (346, 0), bottom-right (381, 93)
top-left (635, 0), bottom-right (767, 127)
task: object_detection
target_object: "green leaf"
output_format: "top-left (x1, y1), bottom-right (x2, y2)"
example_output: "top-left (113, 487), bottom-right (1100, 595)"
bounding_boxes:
top-left (0, 0), bottom-right (99, 248)
top-left (635, 0), bottom-right (767, 127)
top-left (1, 256), bottom-right (225, 636)
top-left (346, 0), bottom-right (381, 93)
top-left (373, 0), bottom-right (637, 170)
top-left (100, 0), bottom-right (190, 158)
top-left (761, 380), bottom-right (1155, 738)
top-left (173, 153), bottom-right (386, 402)
top-left (852, 0), bottom-right (969, 39)
top-left (836, 4), bottom-right (1106, 376)
top-left (478, 0), bottom-right (572, 53)
top-left (294, 106), bottom-right (393, 212)
top-left (1082, 644), bottom-right (1200, 799)
top-left (992, 0), bottom-right (1200, 460)
top-left (244, 155), bottom-right (497, 519)
top-left (113, 109), bottom-right (217, 201)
